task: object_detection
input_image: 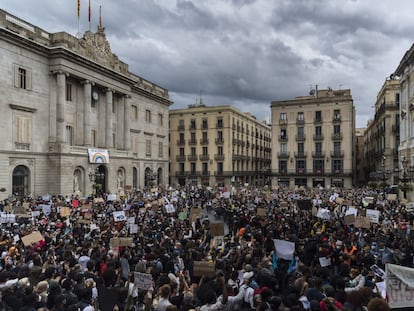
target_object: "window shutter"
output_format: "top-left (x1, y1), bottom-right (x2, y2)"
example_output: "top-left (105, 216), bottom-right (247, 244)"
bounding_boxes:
top-left (26, 68), bottom-right (32, 90)
top-left (14, 65), bottom-right (19, 87)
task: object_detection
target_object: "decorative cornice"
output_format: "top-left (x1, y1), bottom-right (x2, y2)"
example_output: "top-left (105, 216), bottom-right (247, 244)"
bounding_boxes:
top-left (9, 104), bottom-right (37, 113)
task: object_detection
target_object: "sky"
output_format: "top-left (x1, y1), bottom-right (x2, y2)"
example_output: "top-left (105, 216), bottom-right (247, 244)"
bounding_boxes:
top-left (1, 0), bottom-right (412, 128)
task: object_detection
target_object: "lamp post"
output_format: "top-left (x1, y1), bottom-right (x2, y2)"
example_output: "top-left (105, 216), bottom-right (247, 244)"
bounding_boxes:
top-left (400, 156), bottom-right (413, 199)
top-left (88, 167), bottom-right (104, 195)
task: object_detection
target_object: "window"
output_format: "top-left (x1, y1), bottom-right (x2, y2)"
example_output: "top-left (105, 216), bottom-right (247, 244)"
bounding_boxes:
top-left (191, 147), bottom-right (196, 156)
top-left (179, 133), bottom-right (185, 144)
top-left (145, 110), bottom-right (151, 123)
top-left (202, 132), bottom-right (208, 141)
top-left (190, 163), bottom-right (196, 174)
top-left (66, 126), bottom-right (73, 145)
top-left (217, 118), bottom-right (223, 128)
top-left (202, 163), bottom-right (208, 174)
top-left (334, 142), bottom-right (341, 154)
top-left (297, 127), bottom-right (304, 139)
top-left (132, 105), bottom-right (138, 120)
top-left (91, 130), bottom-right (97, 147)
top-left (16, 116), bottom-right (31, 144)
top-left (190, 132), bottom-right (196, 142)
top-left (66, 83), bottom-right (72, 101)
top-left (333, 159), bottom-right (343, 172)
top-left (315, 126), bottom-right (322, 136)
top-left (217, 146), bottom-right (223, 155)
top-left (158, 113), bottom-right (163, 126)
top-left (280, 112), bottom-right (287, 120)
top-left (296, 160), bottom-right (306, 172)
top-left (179, 148), bottom-right (185, 156)
top-left (217, 131), bottom-right (223, 141)
top-left (14, 66), bottom-right (31, 90)
top-left (202, 119), bottom-right (208, 129)
top-left (280, 143), bottom-right (287, 153)
top-left (280, 128), bottom-right (287, 138)
top-left (279, 160), bottom-right (287, 173)
top-left (190, 119), bottom-right (196, 129)
top-left (203, 146), bottom-right (208, 156)
top-left (179, 163), bottom-right (185, 173)
top-left (297, 112), bottom-right (304, 121)
top-left (315, 142), bottom-right (322, 154)
top-left (297, 143), bottom-right (304, 154)
top-left (158, 142), bottom-right (163, 157)
top-left (217, 162), bottom-right (223, 173)
top-left (334, 109), bottom-right (341, 119)
top-left (313, 160), bottom-right (324, 172)
top-left (315, 111), bottom-right (322, 122)
top-left (146, 140), bottom-right (151, 156)
top-left (334, 124), bottom-right (341, 134)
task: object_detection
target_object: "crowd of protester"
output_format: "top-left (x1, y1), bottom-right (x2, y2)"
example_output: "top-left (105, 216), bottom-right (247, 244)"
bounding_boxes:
top-left (0, 185), bottom-right (410, 311)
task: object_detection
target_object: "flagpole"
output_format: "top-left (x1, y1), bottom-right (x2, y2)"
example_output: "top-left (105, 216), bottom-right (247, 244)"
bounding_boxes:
top-left (77, 0), bottom-right (81, 37)
top-left (88, 0), bottom-right (91, 32)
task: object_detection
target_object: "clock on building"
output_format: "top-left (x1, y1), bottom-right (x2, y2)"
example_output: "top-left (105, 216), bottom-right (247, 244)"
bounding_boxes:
top-left (92, 91), bottom-right (99, 101)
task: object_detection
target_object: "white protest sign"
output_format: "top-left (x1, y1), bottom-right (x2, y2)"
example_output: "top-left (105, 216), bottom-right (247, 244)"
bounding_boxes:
top-left (107, 194), bottom-right (117, 201)
top-left (113, 211), bottom-right (126, 222)
top-left (222, 192), bottom-right (230, 199)
top-left (127, 217), bottom-right (135, 224)
top-left (90, 223), bottom-right (98, 231)
top-left (319, 257), bottom-right (331, 267)
top-left (345, 207), bottom-right (358, 216)
top-left (386, 263), bottom-right (414, 308)
top-left (42, 204), bottom-right (52, 216)
top-left (273, 239), bottom-right (295, 260)
top-left (129, 224), bottom-right (138, 234)
top-left (31, 211), bottom-right (40, 217)
top-left (165, 204), bottom-right (175, 213)
top-left (316, 208), bottom-right (331, 220)
top-left (134, 272), bottom-right (153, 290)
top-left (0, 213), bottom-right (15, 224)
top-left (366, 209), bottom-right (380, 224)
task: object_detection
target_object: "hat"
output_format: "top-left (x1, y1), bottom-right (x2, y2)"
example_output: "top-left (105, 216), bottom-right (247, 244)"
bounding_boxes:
top-left (243, 271), bottom-right (254, 280)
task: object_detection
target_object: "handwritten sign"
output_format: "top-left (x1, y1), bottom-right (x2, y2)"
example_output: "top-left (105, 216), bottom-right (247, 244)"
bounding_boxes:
top-left (386, 264), bottom-right (414, 309)
top-left (110, 237), bottom-right (133, 247)
top-left (193, 261), bottom-right (216, 277)
top-left (60, 207), bottom-right (71, 217)
top-left (134, 272), bottom-right (153, 290)
top-left (210, 222), bottom-right (225, 236)
top-left (21, 231), bottom-right (44, 246)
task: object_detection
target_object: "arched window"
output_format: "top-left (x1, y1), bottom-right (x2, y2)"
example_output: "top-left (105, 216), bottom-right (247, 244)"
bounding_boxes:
top-left (12, 165), bottom-right (30, 198)
top-left (133, 167), bottom-right (138, 189)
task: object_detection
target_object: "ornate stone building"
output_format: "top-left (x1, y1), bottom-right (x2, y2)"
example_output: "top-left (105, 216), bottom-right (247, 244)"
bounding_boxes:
top-left (271, 88), bottom-right (355, 188)
top-left (0, 9), bottom-right (171, 199)
top-left (169, 104), bottom-right (271, 187)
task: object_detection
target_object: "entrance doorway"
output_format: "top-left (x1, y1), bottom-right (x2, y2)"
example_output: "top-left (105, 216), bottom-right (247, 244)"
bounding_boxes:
top-left (96, 165), bottom-right (107, 193)
top-left (12, 165), bottom-right (30, 198)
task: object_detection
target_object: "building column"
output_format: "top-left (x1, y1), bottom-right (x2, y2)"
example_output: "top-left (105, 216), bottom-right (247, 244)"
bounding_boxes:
top-left (105, 88), bottom-right (113, 148)
top-left (82, 80), bottom-right (93, 146)
top-left (124, 95), bottom-right (131, 150)
top-left (56, 71), bottom-right (67, 143)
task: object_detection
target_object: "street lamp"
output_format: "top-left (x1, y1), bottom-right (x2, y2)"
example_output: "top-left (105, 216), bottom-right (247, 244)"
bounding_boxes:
top-left (88, 167), bottom-right (104, 195)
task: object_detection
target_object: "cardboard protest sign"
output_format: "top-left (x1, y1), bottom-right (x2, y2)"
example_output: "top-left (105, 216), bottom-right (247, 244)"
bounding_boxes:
top-left (273, 239), bottom-right (295, 260)
top-left (21, 231), bottom-right (44, 246)
top-left (257, 208), bottom-right (266, 217)
top-left (134, 272), bottom-right (153, 290)
top-left (41, 204), bottom-right (52, 216)
top-left (387, 194), bottom-right (397, 201)
top-left (193, 261), bottom-right (216, 277)
top-left (78, 219), bottom-right (91, 224)
top-left (279, 201), bottom-right (288, 209)
top-left (386, 264), bottom-right (414, 309)
top-left (319, 257), bottom-right (331, 267)
top-left (56, 201), bottom-right (66, 207)
top-left (366, 209), bottom-right (380, 224)
top-left (22, 202), bottom-right (30, 210)
top-left (110, 237), bottom-right (133, 247)
top-left (355, 216), bottom-right (370, 229)
top-left (107, 194), bottom-right (117, 201)
top-left (210, 222), bottom-right (225, 236)
top-left (113, 211), bottom-right (126, 222)
top-left (93, 198), bottom-right (104, 204)
top-left (13, 205), bottom-right (25, 215)
top-left (344, 214), bottom-right (355, 225)
top-left (316, 208), bottom-right (331, 220)
top-left (335, 197), bottom-right (344, 205)
top-left (345, 207), bottom-right (358, 216)
top-left (60, 207), bottom-right (71, 217)
top-left (191, 208), bottom-right (202, 223)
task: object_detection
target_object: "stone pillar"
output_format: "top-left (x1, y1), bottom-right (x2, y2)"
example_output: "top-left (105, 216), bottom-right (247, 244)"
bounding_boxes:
top-left (105, 88), bottom-right (113, 148)
top-left (82, 80), bottom-right (93, 146)
top-left (56, 71), bottom-right (67, 143)
top-left (124, 95), bottom-right (131, 150)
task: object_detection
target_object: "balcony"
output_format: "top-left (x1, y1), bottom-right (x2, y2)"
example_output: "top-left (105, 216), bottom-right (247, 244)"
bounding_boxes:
top-left (277, 151), bottom-right (290, 158)
top-left (333, 115), bottom-right (342, 122)
top-left (200, 139), bottom-right (209, 145)
top-left (296, 168), bottom-right (306, 174)
top-left (175, 171), bottom-right (188, 176)
top-left (176, 155), bottom-right (186, 161)
top-left (312, 151), bottom-right (325, 157)
top-left (177, 140), bottom-right (185, 146)
top-left (189, 125), bottom-right (196, 130)
top-left (214, 171), bottom-right (224, 176)
top-left (278, 135), bottom-right (288, 142)
top-left (294, 152), bottom-right (307, 158)
top-left (296, 119), bottom-right (305, 125)
top-left (314, 117), bottom-right (323, 124)
top-left (187, 155), bottom-right (198, 161)
top-left (313, 134), bottom-right (324, 141)
top-left (216, 122), bottom-right (223, 129)
top-left (214, 154), bottom-right (225, 161)
top-left (332, 132), bottom-right (343, 140)
top-left (332, 169), bottom-right (343, 174)
top-left (331, 150), bottom-right (344, 157)
top-left (15, 142), bottom-right (30, 151)
top-left (215, 138), bottom-right (224, 145)
top-left (313, 169), bottom-right (325, 175)
top-left (200, 171), bottom-right (210, 176)
top-left (279, 119), bottom-right (287, 126)
top-left (296, 134), bottom-right (306, 141)
top-left (177, 124), bottom-right (185, 131)
top-left (199, 154), bottom-right (210, 161)
top-left (188, 139), bottom-right (197, 145)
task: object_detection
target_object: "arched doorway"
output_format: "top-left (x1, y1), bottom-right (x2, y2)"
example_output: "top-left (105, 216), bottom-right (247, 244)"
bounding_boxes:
top-left (144, 167), bottom-right (154, 187)
top-left (157, 168), bottom-right (163, 186)
top-left (73, 168), bottom-right (83, 193)
top-left (117, 168), bottom-right (125, 189)
top-left (96, 165), bottom-right (107, 193)
top-left (133, 167), bottom-right (138, 189)
top-left (12, 165), bottom-right (30, 198)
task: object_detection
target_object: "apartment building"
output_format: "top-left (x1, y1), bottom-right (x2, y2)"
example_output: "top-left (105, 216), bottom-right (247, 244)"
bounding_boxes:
top-left (271, 88), bottom-right (355, 189)
top-left (363, 78), bottom-right (400, 185)
top-left (0, 9), bottom-right (171, 199)
top-left (169, 105), bottom-right (271, 187)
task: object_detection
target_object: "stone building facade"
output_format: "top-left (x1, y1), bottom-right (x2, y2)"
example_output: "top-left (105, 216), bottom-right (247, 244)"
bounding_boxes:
top-left (169, 105), bottom-right (271, 187)
top-left (0, 9), bottom-right (171, 199)
top-left (271, 88), bottom-right (355, 189)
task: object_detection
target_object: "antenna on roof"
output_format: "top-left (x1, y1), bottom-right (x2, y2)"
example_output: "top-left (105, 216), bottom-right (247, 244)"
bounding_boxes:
top-left (199, 90), bottom-right (203, 106)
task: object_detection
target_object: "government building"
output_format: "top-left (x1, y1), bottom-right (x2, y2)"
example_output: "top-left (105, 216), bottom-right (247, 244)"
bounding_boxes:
top-left (169, 104), bottom-right (271, 187)
top-left (0, 9), bottom-right (171, 200)
top-left (271, 88), bottom-right (355, 188)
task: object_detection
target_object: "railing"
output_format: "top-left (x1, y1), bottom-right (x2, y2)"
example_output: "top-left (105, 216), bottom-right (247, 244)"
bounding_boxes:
top-left (214, 154), bottom-right (225, 161)
top-left (176, 155), bottom-right (186, 161)
top-left (313, 134), bottom-right (324, 140)
top-left (215, 138), bottom-right (224, 144)
top-left (177, 124), bottom-right (185, 131)
top-left (277, 152), bottom-right (290, 158)
top-left (200, 139), bottom-right (209, 145)
top-left (279, 119), bottom-right (287, 125)
top-left (188, 139), bottom-right (197, 145)
top-left (294, 152), bottom-right (307, 158)
top-left (15, 142), bottom-right (30, 151)
top-left (278, 135), bottom-right (288, 142)
top-left (199, 154), bottom-right (210, 161)
top-left (314, 117), bottom-right (323, 124)
top-left (332, 132), bottom-right (343, 140)
top-left (333, 115), bottom-right (342, 122)
top-left (331, 150), bottom-right (344, 157)
top-left (296, 119), bottom-right (305, 125)
top-left (187, 155), bottom-right (198, 161)
top-left (296, 134), bottom-right (306, 141)
top-left (312, 151), bottom-right (325, 157)
top-left (177, 140), bottom-right (185, 146)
